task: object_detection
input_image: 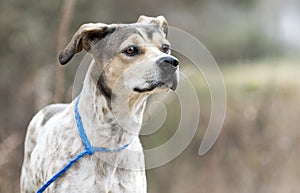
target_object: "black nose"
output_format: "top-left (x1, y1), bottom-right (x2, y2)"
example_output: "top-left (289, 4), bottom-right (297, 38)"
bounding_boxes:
top-left (157, 57), bottom-right (179, 68)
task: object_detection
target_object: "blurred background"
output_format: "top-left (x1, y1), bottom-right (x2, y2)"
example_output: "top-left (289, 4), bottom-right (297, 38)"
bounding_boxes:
top-left (0, 0), bottom-right (299, 192)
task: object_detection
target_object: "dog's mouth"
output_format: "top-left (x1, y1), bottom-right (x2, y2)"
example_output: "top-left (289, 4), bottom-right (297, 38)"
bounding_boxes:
top-left (133, 79), bottom-right (177, 93)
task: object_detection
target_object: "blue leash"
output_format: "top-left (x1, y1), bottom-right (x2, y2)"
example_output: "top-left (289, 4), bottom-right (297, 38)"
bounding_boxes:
top-left (36, 96), bottom-right (130, 193)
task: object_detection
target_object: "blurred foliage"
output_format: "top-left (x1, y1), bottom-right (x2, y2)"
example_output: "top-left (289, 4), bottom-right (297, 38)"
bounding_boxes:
top-left (146, 60), bottom-right (300, 193)
top-left (228, 0), bottom-right (259, 9)
top-left (0, 0), bottom-right (299, 192)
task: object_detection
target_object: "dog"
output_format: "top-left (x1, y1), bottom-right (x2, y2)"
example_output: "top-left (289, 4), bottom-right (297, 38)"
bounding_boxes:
top-left (20, 15), bottom-right (179, 193)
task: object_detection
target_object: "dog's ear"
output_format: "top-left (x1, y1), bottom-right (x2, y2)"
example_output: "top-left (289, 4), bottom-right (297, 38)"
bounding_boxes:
top-left (137, 15), bottom-right (168, 37)
top-left (59, 23), bottom-right (115, 65)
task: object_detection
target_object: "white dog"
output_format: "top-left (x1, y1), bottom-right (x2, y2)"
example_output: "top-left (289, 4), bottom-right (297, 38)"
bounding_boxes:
top-left (21, 15), bottom-right (179, 193)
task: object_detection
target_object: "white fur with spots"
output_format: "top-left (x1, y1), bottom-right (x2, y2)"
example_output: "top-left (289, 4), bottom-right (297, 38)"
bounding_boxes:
top-left (20, 15), bottom-right (178, 193)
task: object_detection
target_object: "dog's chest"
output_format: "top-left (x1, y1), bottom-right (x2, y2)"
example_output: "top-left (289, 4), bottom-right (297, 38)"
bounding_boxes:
top-left (39, 120), bottom-right (146, 192)
top-left (51, 152), bottom-right (146, 193)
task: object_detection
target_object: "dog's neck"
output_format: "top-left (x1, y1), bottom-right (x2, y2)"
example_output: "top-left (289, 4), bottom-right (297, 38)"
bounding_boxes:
top-left (77, 60), bottom-right (148, 148)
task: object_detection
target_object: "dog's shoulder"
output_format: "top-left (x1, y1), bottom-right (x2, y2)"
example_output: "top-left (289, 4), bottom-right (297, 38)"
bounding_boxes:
top-left (39, 103), bottom-right (68, 127)
top-left (25, 103), bottom-right (69, 148)
top-left (26, 102), bottom-right (68, 133)
top-left (30, 103), bottom-right (68, 130)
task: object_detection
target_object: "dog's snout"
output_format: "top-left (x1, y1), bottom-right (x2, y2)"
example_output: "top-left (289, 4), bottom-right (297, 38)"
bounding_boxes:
top-left (157, 57), bottom-right (179, 68)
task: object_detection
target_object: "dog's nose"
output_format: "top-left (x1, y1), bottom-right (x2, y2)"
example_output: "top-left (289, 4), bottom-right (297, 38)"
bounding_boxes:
top-left (157, 57), bottom-right (179, 68)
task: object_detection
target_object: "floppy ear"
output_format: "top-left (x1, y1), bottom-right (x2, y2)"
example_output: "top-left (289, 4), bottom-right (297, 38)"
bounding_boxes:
top-left (137, 15), bottom-right (168, 37)
top-left (59, 23), bottom-right (115, 65)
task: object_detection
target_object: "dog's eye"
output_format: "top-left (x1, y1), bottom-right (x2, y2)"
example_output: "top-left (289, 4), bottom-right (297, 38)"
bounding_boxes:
top-left (123, 46), bottom-right (139, 57)
top-left (161, 44), bottom-right (170, 54)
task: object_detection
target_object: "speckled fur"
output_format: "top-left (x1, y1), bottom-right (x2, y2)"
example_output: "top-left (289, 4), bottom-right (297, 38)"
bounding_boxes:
top-left (20, 15), bottom-right (178, 193)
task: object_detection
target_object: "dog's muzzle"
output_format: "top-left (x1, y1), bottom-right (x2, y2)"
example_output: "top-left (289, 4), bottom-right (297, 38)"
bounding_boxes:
top-left (157, 56), bottom-right (179, 69)
top-left (156, 56), bottom-right (179, 90)
top-left (133, 56), bottom-right (179, 93)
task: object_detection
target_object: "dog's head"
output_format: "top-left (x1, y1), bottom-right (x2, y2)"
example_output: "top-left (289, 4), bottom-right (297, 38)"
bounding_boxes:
top-left (59, 15), bottom-right (179, 97)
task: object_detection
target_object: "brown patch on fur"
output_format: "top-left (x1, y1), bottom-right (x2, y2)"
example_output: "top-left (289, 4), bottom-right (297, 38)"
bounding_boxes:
top-left (128, 93), bottom-right (147, 112)
top-left (30, 138), bottom-right (36, 147)
top-left (26, 151), bottom-right (32, 162)
top-left (102, 107), bottom-right (108, 115)
top-left (70, 160), bottom-right (81, 172)
top-left (107, 118), bottom-right (113, 123)
top-left (97, 73), bottom-right (113, 100)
